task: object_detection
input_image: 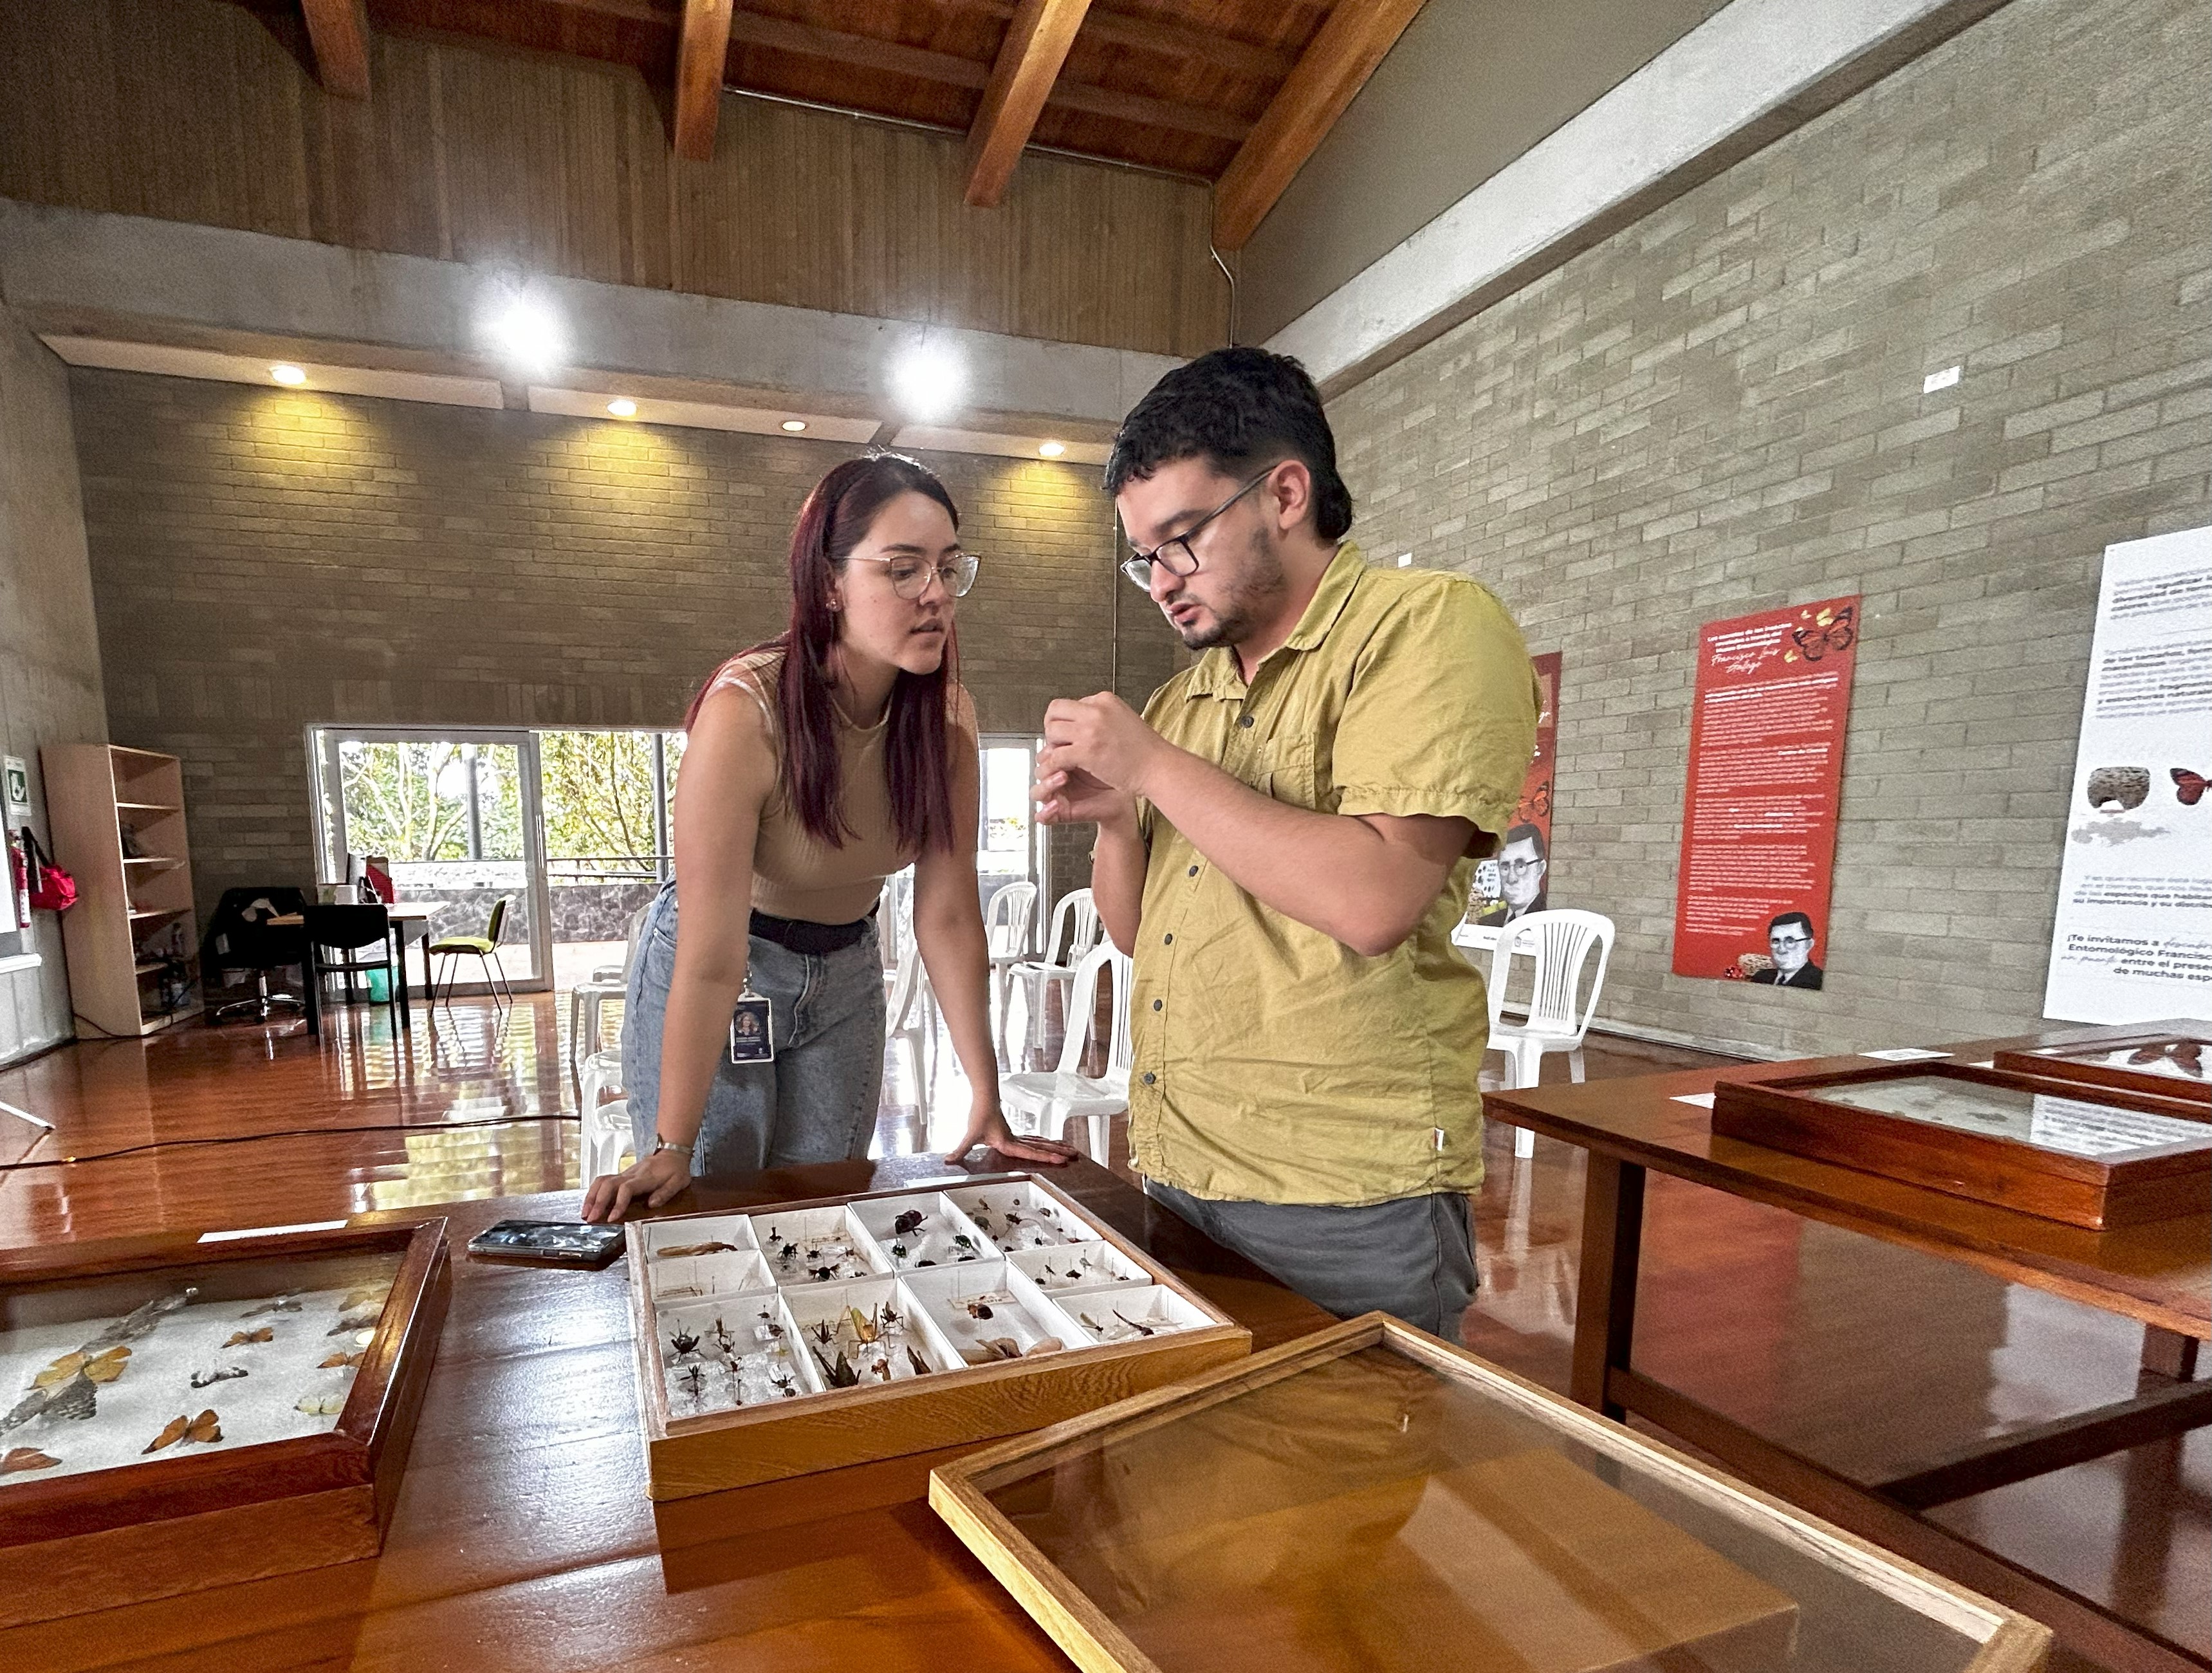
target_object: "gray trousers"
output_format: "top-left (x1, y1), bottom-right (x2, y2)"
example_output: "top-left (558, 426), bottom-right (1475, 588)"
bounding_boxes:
top-left (1145, 1178), bottom-right (1477, 1339)
top-left (621, 882), bottom-right (885, 1181)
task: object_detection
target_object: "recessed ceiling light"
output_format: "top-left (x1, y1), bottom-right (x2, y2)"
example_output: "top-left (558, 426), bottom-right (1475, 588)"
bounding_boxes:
top-left (890, 342), bottom-right (964, 423)
top-left (270, 364), bottom-right (308, 386)
top-left (781, 419), bottom-right (807, 432)
top-left (1038, 440), bottom-right (1066, 458)
top-left (607, 397), bottom-right (637, 418)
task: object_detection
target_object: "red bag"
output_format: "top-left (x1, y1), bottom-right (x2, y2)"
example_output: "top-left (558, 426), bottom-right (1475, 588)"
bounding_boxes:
top-left (17, 829), bottom-right (77, 913)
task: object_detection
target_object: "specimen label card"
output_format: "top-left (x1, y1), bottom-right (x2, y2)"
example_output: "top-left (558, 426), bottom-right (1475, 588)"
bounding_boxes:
top-left (1672, 596), bottom-right (1859, 988)
top-left (2043, 525), bottom-right (2212, 1024)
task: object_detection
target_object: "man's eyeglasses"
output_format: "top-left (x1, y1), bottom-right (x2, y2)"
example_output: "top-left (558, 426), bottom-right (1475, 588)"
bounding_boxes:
top-left (1120, 466), bottom-right (1279, 591)
top-left (849, 551), bottom-right (979, 600)
top-left (1768, 934), bottom-right (1812, 948)
top-left (1498, 859), bottom-right (1545, 877)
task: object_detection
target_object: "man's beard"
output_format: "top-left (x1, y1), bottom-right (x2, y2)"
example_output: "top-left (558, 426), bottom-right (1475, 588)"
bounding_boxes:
top-left (1172, 525), bottom-right (1288, 650)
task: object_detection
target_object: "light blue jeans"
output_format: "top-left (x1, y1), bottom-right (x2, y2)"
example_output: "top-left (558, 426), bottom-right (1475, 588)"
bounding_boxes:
top-left (621, 883), bottom-right (885, 1181)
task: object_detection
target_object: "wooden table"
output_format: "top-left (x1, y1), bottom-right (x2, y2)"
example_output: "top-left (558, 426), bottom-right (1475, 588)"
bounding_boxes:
top-left (1484, 1021), bottom-right (2211, 1673)
top-left (270, 905), bottom-right (435, 1034)
top-left (0, 1154), bottom-right (1330, 1672)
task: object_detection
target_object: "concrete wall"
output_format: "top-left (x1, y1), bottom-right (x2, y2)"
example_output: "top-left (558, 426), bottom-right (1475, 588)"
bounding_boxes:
top-left (0, 308), bottom-right (107, 1063)
top-left (1237, 0), bottom-right (1729, 342)
top-left (68, 371), bottom-right (1168, 926)
top-left (1328, 0), bottom-right (2211, 1057)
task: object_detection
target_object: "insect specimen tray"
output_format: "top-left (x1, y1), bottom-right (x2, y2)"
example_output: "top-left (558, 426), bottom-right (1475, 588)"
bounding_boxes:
top-left (627, 1174), bottom-right (1251, 1499)
top-left (0, 1216), bottom-right (451, 1627)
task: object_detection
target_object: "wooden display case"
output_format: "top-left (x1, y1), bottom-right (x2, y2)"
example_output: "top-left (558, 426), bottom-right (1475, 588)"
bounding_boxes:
top-left (1711, 1060), bottom-right (2211, 1229)
top-left (629, 1174), bottom-right (1249, 1499)
top-left (932, 1315), bottom-right (2051, 1673)
top-left (1991, 1026), bottom-right (2212, 1110)
top-left (0, 1218), bottom-right (450, 1625)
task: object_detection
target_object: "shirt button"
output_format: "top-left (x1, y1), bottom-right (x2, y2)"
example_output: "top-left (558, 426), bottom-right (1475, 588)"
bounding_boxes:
top-left (1239, 714), bottom-right (1255, 728)
top-left (1163, 933), bottom-right (1174, 945)
top-left (1141, 1072), bottom-right (1157, 1086)
top-left (1187, 865), bottom-right (1199, 877)
top-left (1152, 999), bottom-right (1163, 1011)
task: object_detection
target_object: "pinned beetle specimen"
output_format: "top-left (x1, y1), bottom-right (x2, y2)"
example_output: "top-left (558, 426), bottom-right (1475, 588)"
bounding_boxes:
top-left (952, 1235), bottom-right (981, 1257)
top-left (965, 1299), bottom-right (995, 1320)
top-left (809, 1266), bottom-right (836, 1282)
top-left (891, 1208), bottom-right (926, 1237)
top-left (667, 1326), bottom-right (702, 1357)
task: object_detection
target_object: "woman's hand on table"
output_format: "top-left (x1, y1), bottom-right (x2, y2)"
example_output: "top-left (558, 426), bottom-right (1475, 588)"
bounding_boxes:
top-left (943, 1098), bottom-right (1077, 1167)
top-left (582, 1145), bottom-right (692, 1223)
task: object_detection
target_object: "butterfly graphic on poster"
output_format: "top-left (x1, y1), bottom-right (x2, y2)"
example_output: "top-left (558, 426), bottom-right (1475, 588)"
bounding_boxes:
top-left (2173, 768), bottom-right (2207, 806)
top-left (1790, 604), bottom-right (1857, 661)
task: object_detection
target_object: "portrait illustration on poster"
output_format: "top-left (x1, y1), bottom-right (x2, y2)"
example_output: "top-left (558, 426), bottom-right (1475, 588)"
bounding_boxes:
top-left (2043, 526), bottom-right (2212, 1024)
top-left (1470, 651), bottom-right (1560, 927)
top-left (1672, 597), bottom-right (1859, 990)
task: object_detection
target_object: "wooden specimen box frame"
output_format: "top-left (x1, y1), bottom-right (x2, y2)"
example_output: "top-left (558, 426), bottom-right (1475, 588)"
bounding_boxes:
top-left (1711, 1060), bottom-right (2211, 1230)
top-left (629, 1175), bottom-right (1250, 1499)
top-left (931, 1315), bottom-right (2051, 1673)
top-left (1991, 1026), bottom-right (2212, 1111)
top-left (0, 1218), bottom-right (451, 1626)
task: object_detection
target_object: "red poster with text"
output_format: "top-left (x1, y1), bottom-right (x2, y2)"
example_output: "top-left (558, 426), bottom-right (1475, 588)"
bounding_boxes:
top-left (1470, 652), bottom-right (1560, 923)
top-left (1672, 598), bottom-right (1859, 988)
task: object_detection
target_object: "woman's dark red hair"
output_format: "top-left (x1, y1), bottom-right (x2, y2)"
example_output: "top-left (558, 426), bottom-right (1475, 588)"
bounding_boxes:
top-left (688, 453), bottom-right (963, 858)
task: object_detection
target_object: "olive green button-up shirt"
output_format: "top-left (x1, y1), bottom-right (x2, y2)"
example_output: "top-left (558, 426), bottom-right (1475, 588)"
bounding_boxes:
top-left (1128, 542), bottom-right (1539, 1206)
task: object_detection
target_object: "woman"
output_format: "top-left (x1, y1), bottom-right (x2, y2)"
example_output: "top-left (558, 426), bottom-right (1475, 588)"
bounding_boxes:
top-left (584, 453), bottom-right (1069, 1224)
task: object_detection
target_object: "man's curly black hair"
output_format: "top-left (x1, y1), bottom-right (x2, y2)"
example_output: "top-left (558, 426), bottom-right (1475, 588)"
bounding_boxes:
top-left (1102, 346), bottom-right (1354, 542)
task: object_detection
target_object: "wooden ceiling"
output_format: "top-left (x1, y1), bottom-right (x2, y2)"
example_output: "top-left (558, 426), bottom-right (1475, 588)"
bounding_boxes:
top-left (273, 0), bottom-right (1428, 248)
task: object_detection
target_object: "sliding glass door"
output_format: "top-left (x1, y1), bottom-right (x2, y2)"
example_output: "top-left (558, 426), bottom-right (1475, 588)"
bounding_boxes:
top-left (310, 728), bottom-right (549, 994)
top-left (537, 728), bottom-right (684, 992)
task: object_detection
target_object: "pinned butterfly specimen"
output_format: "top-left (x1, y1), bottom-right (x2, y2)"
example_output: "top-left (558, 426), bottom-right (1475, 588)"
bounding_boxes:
top-left (328, 1307), bottom-right (381, 1335)
top-left (2175, 768), bottom-right (2208, 807)
top-left (84, 1289), bottom-right (197, 1351)
top-left (657, 1241), bottom-right (741, 1259)
top-left (296, 1393), bottom-right (346, 1417)
top-left (318, 1351), bottom-right (366, 1370)
top-left (44, 1378), bottom-right (97, 1423)
top-left (905, 1346), bottom-right (932, 1377)
top-left (891, 1208), bottom-right (926, 1237)
top-left (223, 1327), bottom-right (274, 1347)
top-left (190, 1365), bottom-right (248, 1389)
top-left (339, 1284), bottom-right (390, 1312)
top-left (1, 1447), bottom-right (59, 1474)
top-left (34, 1345), bottom-right (130, 1391)
top-left (142, 1409), bottom-right (222, 1454)
top-left (239, 1291), bottom-right (304, 1318)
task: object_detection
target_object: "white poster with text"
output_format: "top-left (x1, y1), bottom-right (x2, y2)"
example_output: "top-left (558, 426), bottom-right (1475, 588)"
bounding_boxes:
top-left (2043, 526), bottom-right (2212, 1023)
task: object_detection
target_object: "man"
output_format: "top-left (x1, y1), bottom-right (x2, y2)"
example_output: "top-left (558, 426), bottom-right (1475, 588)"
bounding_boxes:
top-left (1475, 822), bottom-right (1548, 926)
top-left (1749, 910), bottom-right (1824, 989)
top-left (1034, 346), bottom-right (1537, 1336)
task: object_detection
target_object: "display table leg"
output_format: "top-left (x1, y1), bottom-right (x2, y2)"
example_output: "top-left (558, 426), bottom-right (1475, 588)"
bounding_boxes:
top-left (1571, 1153), bottom-right (1644, 1419)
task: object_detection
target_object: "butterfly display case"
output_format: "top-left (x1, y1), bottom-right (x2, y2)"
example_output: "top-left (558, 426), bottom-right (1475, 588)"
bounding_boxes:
top-left (930, 1315), bottom-right (2049, 1673)
top-left (627, 1175), bottom-right (1250, 1499)
top-left (0, 1217), bottom-right (450, 1626)
top-left (1710, 1060), bottom-right (2212, 1228)
top-left (1991, 1026), bottom-right (2212, 1110)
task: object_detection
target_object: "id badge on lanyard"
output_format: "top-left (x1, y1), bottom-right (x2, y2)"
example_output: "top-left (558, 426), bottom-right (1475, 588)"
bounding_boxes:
top-left (729, 975), bottom-right (776, 1064)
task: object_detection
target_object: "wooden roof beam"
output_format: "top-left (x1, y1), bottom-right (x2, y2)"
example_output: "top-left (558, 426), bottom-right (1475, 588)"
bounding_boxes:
top-left (300, 0), bottom-right (373, 98)
top-left (1212, 0), bottom-right (1429, 250)
top-left (965, 0), bottom-right (1094, 207)
top-left (674, 0), bottom-right (735, 161)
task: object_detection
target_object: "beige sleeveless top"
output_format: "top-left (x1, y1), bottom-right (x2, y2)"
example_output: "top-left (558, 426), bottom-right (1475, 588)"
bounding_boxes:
top-left (707, 650), bottom-right (914, 925)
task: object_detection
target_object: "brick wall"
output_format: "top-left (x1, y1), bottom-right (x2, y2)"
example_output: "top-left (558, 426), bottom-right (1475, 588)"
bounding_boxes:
top-left (1328, 0), bottom-right (2211, 1057)
top-left (0, 310), bottom-right (106, 1063)
top-left (68, 371), bottom-right (1166, 927)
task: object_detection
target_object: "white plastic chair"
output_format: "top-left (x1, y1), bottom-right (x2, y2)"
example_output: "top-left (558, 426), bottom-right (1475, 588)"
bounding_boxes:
top-left (1002, 940), bottom-right (1131, 1163)
top-left (983, 880), bottom-right (1037, 1066)
top-left (885, 925), bottom-right (936, 1123)
top-left (577, 1046), bottom-right (630, 1185)
top-left (1484, 909), bottom-right (1616, 1159)
top-left (1007, 888), bottom-right (1101, 1069)
top-left (569, 902), bottom-right (650, 1078)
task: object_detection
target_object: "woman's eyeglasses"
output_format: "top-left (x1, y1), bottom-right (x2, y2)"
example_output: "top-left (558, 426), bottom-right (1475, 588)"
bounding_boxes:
top-left (849, 552), bottom-right (979, 600)
top-left (1119, 466), bottom-right (1280, 591)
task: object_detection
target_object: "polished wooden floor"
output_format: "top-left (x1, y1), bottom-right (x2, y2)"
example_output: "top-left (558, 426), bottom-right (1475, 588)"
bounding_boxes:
top-left (1, 995), bottom-right (2201, 1667)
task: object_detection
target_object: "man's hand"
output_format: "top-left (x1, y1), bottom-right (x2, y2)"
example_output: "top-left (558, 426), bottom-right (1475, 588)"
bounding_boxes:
top-left (943, 1096), bottom-right (1077, 1167)
top-left (582, 1145), bottom-right (692, 1224)
top-left (1038, 694), bottom-right (1169, 825)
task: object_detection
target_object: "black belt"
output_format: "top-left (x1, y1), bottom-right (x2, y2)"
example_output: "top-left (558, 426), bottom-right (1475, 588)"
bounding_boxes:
top-left (750, 907), bottom-right (876, 956)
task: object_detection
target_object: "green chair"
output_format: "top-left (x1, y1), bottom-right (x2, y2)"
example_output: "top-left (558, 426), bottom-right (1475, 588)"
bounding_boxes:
top-left (427, 896), bottom-right (514, 1008)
